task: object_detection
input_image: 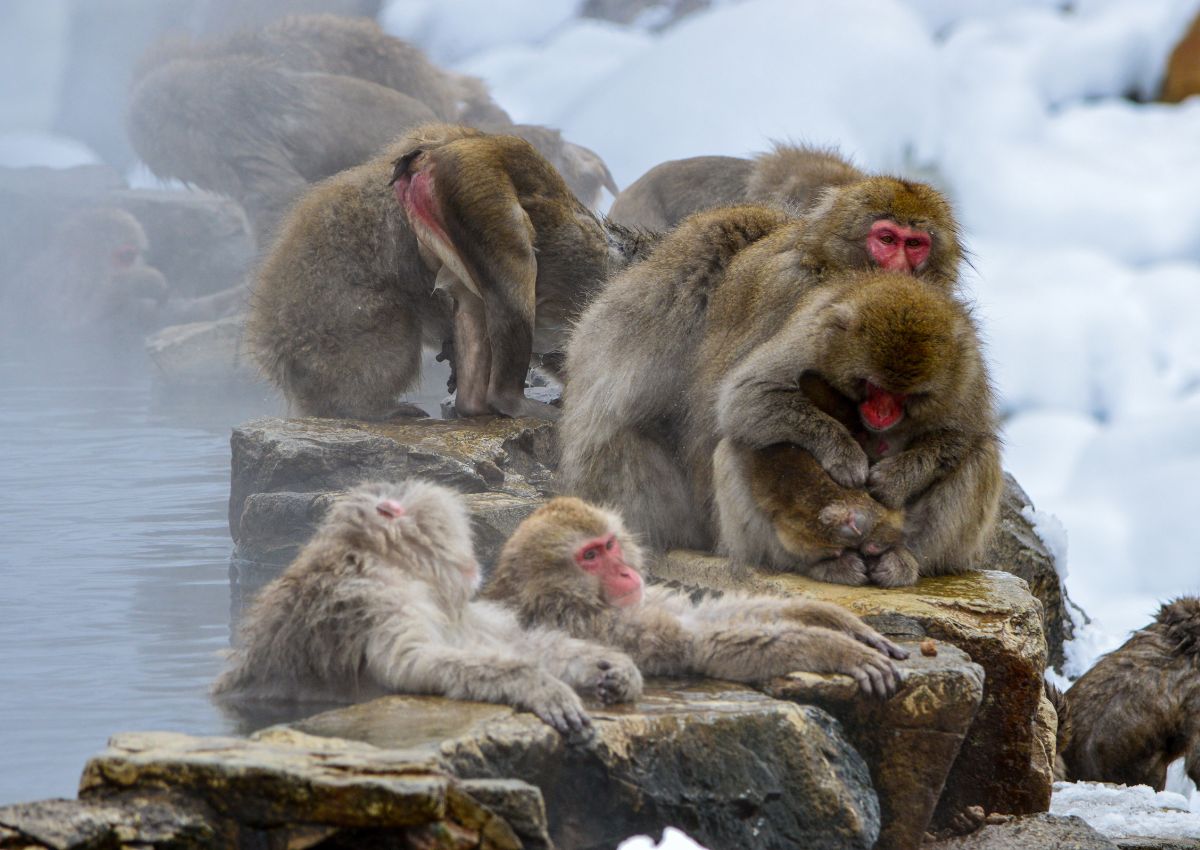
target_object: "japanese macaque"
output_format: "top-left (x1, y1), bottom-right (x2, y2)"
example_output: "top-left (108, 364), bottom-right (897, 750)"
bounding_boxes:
top-left (484, 498), bottom-right (908, 697)
top-left (609, 144), bottom-right (866, 231)
top-left (561, 177), bottom-right (968, 560)
top-left (1058, 597), bottom-right (1200, 790)
top-left (134, 16), bottom-right (616, 207)
top-left (128, 54), bottom-right (439, 242)
top-left (214, 480), bottom-right (643, 737)
top-left (247, 123), bottom-right (648, 420)
top-left (2, 207), bottom-right (168, 338)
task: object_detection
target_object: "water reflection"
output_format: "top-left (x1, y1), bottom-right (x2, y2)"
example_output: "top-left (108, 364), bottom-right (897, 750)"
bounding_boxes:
top-left (0, 344), bottom-right (275, 804)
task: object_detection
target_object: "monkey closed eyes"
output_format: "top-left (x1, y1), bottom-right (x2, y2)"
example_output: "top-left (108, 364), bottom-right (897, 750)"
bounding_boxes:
top-left (484, 498), bottom-right (908, 699)
top-left (1058, 597), bottom-right (1200, 791)
top-left (213, 480), bottom-right (642, 737)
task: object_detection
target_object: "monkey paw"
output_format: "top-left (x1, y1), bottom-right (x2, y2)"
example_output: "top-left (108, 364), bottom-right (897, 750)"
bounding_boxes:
top-left (807, 552), bottom-right (869, 586)
top-left (590, 656), bottom-right (644, 704)
top-left (840, 641), bottom-right (902, 699)
top-left (824, 444), bottom-right (870, 490)
top-left (527, 680), bottom-right (594, 741)
top-left (867, 547), bottom-right (920, 587)
top-left (866, 459), bottom-right (908, 509)
top-left (853, 625), bottom-right (910, 660)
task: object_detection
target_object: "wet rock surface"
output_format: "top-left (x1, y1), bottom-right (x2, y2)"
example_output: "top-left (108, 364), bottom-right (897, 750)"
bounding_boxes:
top-left (652, 555), bottom-right (1053, 829)
top-left (292, 682), bottom-right (882, 850)
top-left (766, 640), bottom-right (985, 850)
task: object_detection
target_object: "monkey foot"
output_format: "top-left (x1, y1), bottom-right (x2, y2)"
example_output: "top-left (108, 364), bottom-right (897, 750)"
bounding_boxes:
top-left (867, 548), bottom-right (919, 587)
top-left (806, 552), bottom-right (868, 586)
top-left (385, 402), bottom-right (430, 419)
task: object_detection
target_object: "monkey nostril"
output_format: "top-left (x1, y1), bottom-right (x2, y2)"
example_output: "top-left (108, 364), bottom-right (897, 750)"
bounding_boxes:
top-left (596, 660), bottom-right (611, 670)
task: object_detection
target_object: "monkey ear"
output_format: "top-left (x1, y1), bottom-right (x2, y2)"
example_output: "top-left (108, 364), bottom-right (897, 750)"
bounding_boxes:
top-left (827, 302), bottom-right (857, 333)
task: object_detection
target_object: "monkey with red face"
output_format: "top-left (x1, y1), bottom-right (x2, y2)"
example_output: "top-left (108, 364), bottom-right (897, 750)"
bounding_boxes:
top-left (485, 498), bottom-right (907, 696)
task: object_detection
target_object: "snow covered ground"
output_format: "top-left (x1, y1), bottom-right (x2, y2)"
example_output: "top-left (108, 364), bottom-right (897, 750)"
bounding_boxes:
top-left (381, 0), bottom-right (1200, 842)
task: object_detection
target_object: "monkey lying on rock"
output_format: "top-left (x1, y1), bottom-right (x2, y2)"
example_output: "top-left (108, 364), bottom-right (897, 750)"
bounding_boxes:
top-left (1058, 597), bottom-right (1200, 790)
top-left (214, 480), bottom-right (642, 737)
top-left (247, 123), bottom-right (650, 421)
top-left (484, 498), bottom-right (908, 698)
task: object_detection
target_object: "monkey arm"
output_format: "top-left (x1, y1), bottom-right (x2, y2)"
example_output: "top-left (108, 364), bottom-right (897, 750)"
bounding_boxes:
top-left (717, 335), bottom-right (868, 488)
top-left (363, 617), bottom-right (592, 735)
top-left (520, 624), bottom-right (644, 705)
top-left (690, 623), bottom-right (899, 698)
top-left (867, 428), bottom-right (980, 509)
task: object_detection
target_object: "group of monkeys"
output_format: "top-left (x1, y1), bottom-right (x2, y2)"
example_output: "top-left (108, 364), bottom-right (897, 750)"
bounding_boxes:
top-left (125, 12), bottom-right (1200, 805)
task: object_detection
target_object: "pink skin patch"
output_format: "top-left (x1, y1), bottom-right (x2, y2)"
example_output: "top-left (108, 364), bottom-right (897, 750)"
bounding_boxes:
top-left (866, 220), bottom-right (931, 273)
top-left (112, 244), bottom-right (139, 270)
top-left (860, 381), bottom-right (906, 432)
top-left (393, 166), bottom-right (455, 251)
top-left (376, 499), bottom-right (407, 519)
top-left (576, 534), bottom-right (644, 607)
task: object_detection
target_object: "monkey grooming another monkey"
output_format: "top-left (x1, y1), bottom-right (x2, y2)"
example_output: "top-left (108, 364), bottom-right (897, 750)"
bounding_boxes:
top-left (713, 270), bottom-right (1002, 586)
top-left (1058, 597), bottom-right (1200, 790)
top-left (609, 144), bottom-right (866, 231)
top-left (214, 480), bottom-right (643, 737)
top-left (562, 176), bottom-right (967, 559)
top-left (247, 123), bottom-right (648, 420)
top-left (485, 498), bottom-right (908, 697)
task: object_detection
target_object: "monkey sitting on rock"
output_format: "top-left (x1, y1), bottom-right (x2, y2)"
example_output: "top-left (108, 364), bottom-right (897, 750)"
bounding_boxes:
top-left (1058, 597), bottom-right (1200, 790)
top-left (247, 123), bottom-right (649, 421)
top-left (484, 498), bottom-right (908, 698)
top-left (214, 480), bottom-right (643, 737)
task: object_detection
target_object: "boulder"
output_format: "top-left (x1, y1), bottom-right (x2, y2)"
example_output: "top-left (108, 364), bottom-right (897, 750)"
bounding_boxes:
top-left (292, 683), bottom-right (881, 850)
top-left (927, 813), bottom-right (1119, 849)
top-left (652, 555), bottom-right (1053, 828)
top-left (1162, 10), bottom-right (1200, 103)
top-left (229, 417), bottom-right (557, 564)
top-left (767, 640), bottom-right (985, 850)
top-left (145, 315), bottom-right (259, 388)
top-left (984, 474), bottom-right (1076, 671)
top-left (76, 729), bottom-right (528, 850)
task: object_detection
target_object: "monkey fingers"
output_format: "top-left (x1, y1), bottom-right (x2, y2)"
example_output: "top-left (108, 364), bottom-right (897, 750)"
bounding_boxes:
top-left (820, 440), bottom-right (871, 491)
top-left (806, 551), bottom-right (869, 586)
top-left (527, 681), bottom-right (594, 739)
top-left (843, 646), bottom-right (902, 699)
top-left (866, 456), bottom-right (912, 510)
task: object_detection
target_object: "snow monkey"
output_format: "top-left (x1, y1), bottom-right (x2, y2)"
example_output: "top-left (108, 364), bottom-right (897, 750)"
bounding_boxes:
top-left (247, 123), bottom-right (651, 420)
top-left (712, 271), bottom-right (1001, 586)
top-left (561, 177), bottom-right (967, 553)
top-left (134, 15), bottom-right (616, 208)
top-left (484, 498), bottom-right (909, 697)
top-left (608, 144), bottom-right (866, 231)
top-left (1058, 597), bottom-right (1200, 790)
top-left (213, 480), bottom-right (643, 737)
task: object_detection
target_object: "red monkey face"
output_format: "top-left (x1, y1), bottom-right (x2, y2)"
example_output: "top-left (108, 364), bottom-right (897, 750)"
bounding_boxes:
top-left (575, 533), bottom-right (644, 608)
top-left (866, 220), bottom-right (930, 273)
top-left (860, 381), bottom-right (906, 432)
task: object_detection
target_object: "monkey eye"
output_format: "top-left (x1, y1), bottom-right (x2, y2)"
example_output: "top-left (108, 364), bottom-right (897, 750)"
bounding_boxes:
top-left (583, 548), bottom-right (598, 561)
top-left (605, 537), bottom-right (615, 551)
top-left (877, 232), bottom-right (895, 244)
top-left (905, 237), bottom-right (924, 248)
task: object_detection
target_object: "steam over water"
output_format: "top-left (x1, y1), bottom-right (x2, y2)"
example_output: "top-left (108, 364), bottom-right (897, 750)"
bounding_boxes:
top-left (0, 347), bottom-right (258, 804)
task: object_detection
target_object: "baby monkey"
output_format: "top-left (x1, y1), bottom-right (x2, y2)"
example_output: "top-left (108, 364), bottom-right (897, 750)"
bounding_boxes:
top-left (485, 498), bottom-right (908, 698)
top-left (213, 480), bottom-right (642, 737)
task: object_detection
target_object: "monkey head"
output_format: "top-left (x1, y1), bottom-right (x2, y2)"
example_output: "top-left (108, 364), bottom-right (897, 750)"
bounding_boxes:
top-left (801, 177), bottom-right (962, 289)
top-left (489, 498), bottom-right (645, 616)
top-left (330, 480), bottom-right (481, 592)
top-left (816, 271), bottom-right (975, 443)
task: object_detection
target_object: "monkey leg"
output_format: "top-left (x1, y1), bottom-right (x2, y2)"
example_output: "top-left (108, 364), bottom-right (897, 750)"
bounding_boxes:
top-left (449, 287), bottom-right (492, 417)
top-left (1186, 737), bottom-right (1200, 788)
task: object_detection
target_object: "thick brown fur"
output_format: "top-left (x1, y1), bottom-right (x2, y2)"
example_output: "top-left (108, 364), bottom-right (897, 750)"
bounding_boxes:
top-left (127, 53), bottom-right (438, 242)
top-left (247, 123), bottom-right (645, 420)
top-left (135, 15), bottom-right (615, 206)
top-left (214, 480), bottom-right (642, 737)
top-left (1059, 597), bottom-right (1200, 790)
top-left (484, 498), bottom-right (908, 697)
top-left (561, 178), bottom-right (969, 567)
top-left (608, 144), bottom-right (866, 231)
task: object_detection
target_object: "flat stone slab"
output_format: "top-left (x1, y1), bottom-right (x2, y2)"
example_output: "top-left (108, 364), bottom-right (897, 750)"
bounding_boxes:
top-left (767, 640), bottom-right (984, 850)
top-left (652, 556), bottom-right (1052, 829)
top-left (291, 682), bottom-right (882, 850)
top-left (928, 813), bottom-right (1119, 849)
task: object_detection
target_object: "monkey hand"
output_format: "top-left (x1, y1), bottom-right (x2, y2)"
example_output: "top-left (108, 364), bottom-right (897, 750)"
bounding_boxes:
top-left (587, 655), bottom-right (643, 705)
top-left (866, 456), bottom-right (910, 509)
top-left (806, 552), bottom-right (869, 586)
top-left (828, 634), bottom-right (903, 699)
top-left (524, 675), bottom-right (595, 741)
top-left (820, 440), bottom-right (870, 490)
top-left (867, 546), bottom-right (920, 588)
top-left (794, 600), bottom-right (910, 660)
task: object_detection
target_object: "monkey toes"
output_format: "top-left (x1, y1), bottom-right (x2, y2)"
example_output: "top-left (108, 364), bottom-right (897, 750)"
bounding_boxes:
top-left (867, 547), bottom-right (920, 588)
top-left (591, 656), bottom-right (644, 704)
top-left (807, 551), bottom-right (869, 586)
top-left (527, 680), bottom-right (594, 741)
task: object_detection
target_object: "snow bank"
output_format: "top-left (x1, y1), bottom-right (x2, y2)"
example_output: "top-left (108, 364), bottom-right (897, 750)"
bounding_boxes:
top-left (1051, 781), bottom-right (1200, 837)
